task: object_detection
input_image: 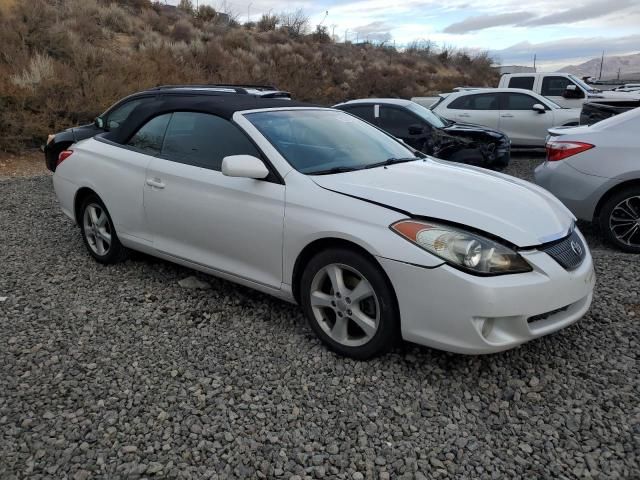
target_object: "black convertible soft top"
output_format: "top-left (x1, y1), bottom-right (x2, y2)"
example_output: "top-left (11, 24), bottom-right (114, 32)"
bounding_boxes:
top-left (105, 95), bottom-right (319, 144)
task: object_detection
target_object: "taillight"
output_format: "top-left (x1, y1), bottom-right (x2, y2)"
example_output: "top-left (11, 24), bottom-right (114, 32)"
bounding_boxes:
top-left (57, 150), bottom-right (74, 167)
top-left (545, 141), bottom-right (594, 162)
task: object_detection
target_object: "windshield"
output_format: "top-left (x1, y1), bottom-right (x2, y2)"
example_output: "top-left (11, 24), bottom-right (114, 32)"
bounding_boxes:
top-left (406, 102), bottom-right (447, 128)
top-left (246, 109), bottom-right (418, 174)
top-left (569, 74), bottom-right (600, 93)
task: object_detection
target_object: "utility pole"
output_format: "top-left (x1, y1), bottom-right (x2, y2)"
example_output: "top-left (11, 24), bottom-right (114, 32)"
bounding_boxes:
top-left (331, 24), bottom-right (337, 40)
top-left (533, 54), bottom-right (536, 71)
top-left (344, 29), bottom-right (348, 43)
top-left (598, 51), bottom-right (604, 80)
top-left (247, 2), bottom-right (252, 23)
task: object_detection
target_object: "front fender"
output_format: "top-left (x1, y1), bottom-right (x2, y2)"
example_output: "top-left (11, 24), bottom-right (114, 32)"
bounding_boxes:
top-left (282, 175), bottom-right (444, 286)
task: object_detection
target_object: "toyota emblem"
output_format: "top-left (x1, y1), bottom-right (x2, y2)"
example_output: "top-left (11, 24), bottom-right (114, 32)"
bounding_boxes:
top-left (570, 240), bottom-right (582, 256)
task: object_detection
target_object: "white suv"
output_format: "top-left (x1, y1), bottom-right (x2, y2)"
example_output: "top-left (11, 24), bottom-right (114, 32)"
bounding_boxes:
top-left (431, 88), bottom-right (580, 147)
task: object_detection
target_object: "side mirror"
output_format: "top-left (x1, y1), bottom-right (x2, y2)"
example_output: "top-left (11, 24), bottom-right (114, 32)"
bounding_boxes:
top-left (408, 124), bottom-right (426, 135)
top-left (532, 103), bottom-right (546, 113)
top-left (221, 155), bottom-right (270, 179)
top-left (95, 117), bottom-right (104, 129)
top-left (562, 84), bottom-right (583, 99)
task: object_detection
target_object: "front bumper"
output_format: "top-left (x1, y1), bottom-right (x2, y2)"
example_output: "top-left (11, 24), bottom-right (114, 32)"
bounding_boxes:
top-left (377, 231), bottom-right (595, 354)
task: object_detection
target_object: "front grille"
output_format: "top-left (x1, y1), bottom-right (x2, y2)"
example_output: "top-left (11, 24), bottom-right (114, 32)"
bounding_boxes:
top-left (540, 229), bottom-right (586, 270)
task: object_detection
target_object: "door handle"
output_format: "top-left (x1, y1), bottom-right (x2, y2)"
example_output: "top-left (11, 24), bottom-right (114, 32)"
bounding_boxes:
top-left (458, 113), bottom-right (471, 117)
top-left (146, 178), bottom-right (165, 189)
top-left (500, 114), bottom-right (514, 118)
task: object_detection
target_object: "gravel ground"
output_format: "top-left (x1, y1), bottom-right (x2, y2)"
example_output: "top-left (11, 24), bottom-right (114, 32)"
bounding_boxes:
top-left (1, 154), bottom-right (638, 479)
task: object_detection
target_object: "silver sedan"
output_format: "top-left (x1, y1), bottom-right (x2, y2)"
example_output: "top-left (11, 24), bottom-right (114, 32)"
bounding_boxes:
top-left (535, 107), bottom-right (640, 252)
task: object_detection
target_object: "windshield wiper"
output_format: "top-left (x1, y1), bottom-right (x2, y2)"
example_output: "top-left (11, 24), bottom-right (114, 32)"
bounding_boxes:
top-left (363, 157), bottom-right (421, 170)
top-left (309, 166), bottom-right (362, 175)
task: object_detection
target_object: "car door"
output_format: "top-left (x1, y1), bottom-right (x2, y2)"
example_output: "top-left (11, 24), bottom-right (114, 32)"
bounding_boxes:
top-left (378, 105), bottom-right (430, 151)
top-left (499, 92), bottom-right (553, 146)
top-left (143, 111), bottom-right (286, 289)
top-left (101, 113), bottom-right (172, 242)
top-left (445, 93), bottom-right (500, 129)
top-left (540, 76), bottom-right (584, 108)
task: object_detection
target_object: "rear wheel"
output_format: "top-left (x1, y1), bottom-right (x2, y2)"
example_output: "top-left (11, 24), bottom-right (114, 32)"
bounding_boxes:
top-left (599, 187), bottom-right (640, 253)
top-left (80, 194), bottom-right (128, 263)
top-left (300, 248), bottom-right (399, 359)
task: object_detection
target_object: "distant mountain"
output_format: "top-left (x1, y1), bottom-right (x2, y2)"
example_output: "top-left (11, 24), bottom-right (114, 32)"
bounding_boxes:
top-left (559, 52), bottom-right (640, 80)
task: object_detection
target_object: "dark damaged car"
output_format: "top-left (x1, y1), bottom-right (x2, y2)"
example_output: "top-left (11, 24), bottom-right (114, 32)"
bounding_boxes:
top-left (43, 84), bottom-right (291, 171)
top-left (334, 98), bottom-right (510, 170)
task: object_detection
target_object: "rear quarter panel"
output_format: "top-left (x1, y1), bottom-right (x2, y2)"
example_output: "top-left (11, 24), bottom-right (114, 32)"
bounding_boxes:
top-left (565, 129), bottom-right (640, 179)
top-left (54, 138), bottom-right (152, 242)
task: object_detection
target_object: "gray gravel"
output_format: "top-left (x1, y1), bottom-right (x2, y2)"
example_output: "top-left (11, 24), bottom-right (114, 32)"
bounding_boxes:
top-left (1, 156), bottom-right (639, 479)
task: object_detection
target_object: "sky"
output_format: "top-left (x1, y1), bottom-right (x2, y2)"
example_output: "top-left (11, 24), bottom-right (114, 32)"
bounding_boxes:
top-left (176, 0), bottom-right (640, 70)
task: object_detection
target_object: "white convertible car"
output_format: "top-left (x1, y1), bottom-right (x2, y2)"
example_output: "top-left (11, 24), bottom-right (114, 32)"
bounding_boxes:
top-left (52, 95), bottom-right (595, 358)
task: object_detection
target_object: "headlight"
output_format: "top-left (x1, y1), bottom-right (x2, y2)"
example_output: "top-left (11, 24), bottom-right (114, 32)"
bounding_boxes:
top-left (391, 220), bottom-right (532, 275)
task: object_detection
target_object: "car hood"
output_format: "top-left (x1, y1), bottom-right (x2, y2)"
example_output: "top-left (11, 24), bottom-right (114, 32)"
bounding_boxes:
top-left (588, 90), bottom-right (640, 100)
top-left (442, 121), bottom-right (505, 139)
top-left (311, 160), bottom-right (573, 247)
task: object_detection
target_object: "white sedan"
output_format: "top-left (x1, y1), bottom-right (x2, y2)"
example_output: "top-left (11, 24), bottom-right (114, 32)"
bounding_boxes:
top-left (431, 88), bottom-right (580, 147)
top-left (52, 96), bottom-right (595, 358)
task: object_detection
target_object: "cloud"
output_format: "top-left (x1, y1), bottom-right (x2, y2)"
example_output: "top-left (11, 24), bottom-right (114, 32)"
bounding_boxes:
top-left (441, 0), bottom-right (640, 34)
top-left (351, 21), bottom-right (393, 42)
top-left (491, 35), bottom-right (640, 67)
top-left (443, 12), bottom-right (534, 33)
top-left (522, 0), bottom-right (637, 26)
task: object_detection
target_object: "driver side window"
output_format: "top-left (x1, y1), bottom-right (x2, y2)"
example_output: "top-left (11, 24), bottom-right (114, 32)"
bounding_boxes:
top-left (379, 106), bottom-right (422, 134)
top-left (503, 93), bottom-right (542, 110)
top-left (105, 98), bottom-right (153, 131)
top-left (541, 76), bottom-right (582, 97)
top-left (126, 114), bottom-right (171, 155)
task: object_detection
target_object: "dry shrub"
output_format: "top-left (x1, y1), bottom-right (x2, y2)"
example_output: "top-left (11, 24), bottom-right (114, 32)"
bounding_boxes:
top-left (257, 13), bottom-right (278, 32)
top-left (171, 19), bottom-right (195, 43)
top-left (10, 53), bottom-right (54, 90)
top-left (97, 3), bottom-right (134, 33)
top-left (0, 1), bottom-right (497, 152)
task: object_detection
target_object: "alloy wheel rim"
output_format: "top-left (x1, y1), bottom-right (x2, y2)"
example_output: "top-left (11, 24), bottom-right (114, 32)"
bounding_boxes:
top-left (83, 203), bottom-right (112, 256)
top-left (609, 196), bottom-right (640, 247)
top-left (309, 263), bottom-right (380, 347)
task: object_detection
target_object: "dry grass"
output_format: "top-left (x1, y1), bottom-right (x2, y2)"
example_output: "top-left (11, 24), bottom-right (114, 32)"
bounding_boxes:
top-left (0, 150), bottom-right (48, 178)
top-left (0, 0), bottom-right (498, 152)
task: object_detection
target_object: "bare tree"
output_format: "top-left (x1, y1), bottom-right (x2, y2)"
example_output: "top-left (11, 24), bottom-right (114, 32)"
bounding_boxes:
top-left (406, 40), bottom-right (435, 57)
top-left (278, 9), bottom-right (309, 38)
top-left (177, 0), bottom-right (194, 15)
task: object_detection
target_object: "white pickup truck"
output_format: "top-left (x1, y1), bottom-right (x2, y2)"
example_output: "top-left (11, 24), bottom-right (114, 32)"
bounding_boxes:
top-left (498, 73), bottom-right (640, 108)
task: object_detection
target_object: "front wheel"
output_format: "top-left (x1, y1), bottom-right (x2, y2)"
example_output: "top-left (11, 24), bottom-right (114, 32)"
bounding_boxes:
top-left (80, 194), bottom-right (128, 263)
top-left (300, 249), bottom-right (400, 359)
top-left (599, 187), bottom-right (640, 253)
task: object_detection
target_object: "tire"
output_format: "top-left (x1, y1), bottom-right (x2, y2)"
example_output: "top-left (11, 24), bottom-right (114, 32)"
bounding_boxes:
top-left (299, 248), bottom-right (400, 359)
top-left (598, 186), bottom-right (640, 253)
top-left (79, 194), bottom-right (129, 263)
